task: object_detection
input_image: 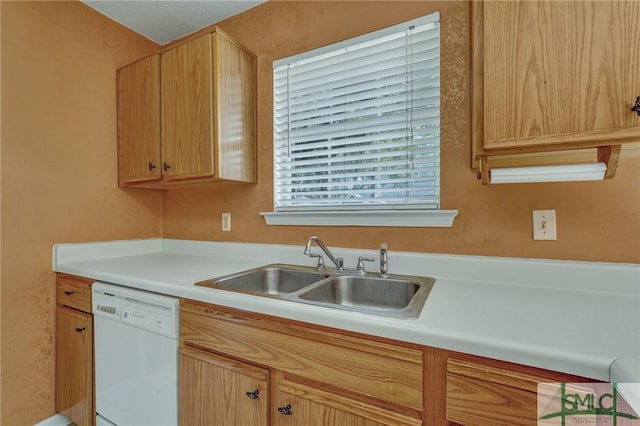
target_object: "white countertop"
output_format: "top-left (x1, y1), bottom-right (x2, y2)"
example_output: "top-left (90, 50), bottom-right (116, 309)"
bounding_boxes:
top-left (611, 357), bottom-right (640, 415)
top-left (53, 238), bottom-right (640, 383)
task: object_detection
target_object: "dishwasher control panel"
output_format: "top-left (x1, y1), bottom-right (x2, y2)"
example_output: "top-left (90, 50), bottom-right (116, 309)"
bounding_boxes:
top-left (92, 282), bottom-right (179, 339)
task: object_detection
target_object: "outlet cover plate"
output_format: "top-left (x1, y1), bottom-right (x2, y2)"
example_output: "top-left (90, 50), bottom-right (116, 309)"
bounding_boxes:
top-left (222, 213), bottom-right (231, 232)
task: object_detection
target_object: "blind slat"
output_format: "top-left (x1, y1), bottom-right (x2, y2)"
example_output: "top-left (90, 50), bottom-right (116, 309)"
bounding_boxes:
top-left (278, 175), bottom-right (439, 191)
top-left (274, 71), bottom-right (440, 109)
top-left (275, 56), bottom-right (440, 101)
top-left (276, 24), bottom-right (440, 74)
top-left (276, 134), bottom-right (439, 156)
top-left (277, 197), bottom-right (440, 207)
top-left (274, 43), bottom-right (440, 89)
top-left (277, 95), bottom-right (440, 130)
top-left (275, 114), bottom-right (440, 144)
top-left (275, 86), bottom-right (440, 124)
top-left (277, 141), bottom-right (439, 161)
top-left (278, 158), bottom-right (440, 176)
top-left (278, 148), bottom-right (440, 168)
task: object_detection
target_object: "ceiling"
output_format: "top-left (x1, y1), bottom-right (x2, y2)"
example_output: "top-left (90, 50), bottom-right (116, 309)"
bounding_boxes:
top-left (82, 0), bottom-right (266, 45)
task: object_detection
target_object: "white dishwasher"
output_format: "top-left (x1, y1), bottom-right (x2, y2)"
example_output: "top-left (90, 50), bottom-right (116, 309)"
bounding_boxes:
top-left (92, 282), bottom-right (179, 426)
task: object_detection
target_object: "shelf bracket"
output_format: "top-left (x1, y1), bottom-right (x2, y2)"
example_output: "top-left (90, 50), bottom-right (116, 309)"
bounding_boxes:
top-left (597, 145), bottom-right (621, 179)
top-left (477, 156), bottom-right (490, 185)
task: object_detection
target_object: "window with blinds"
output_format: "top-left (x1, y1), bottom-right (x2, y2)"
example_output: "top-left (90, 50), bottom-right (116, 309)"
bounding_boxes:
top-left (273, 12), bottom-right (440, 212)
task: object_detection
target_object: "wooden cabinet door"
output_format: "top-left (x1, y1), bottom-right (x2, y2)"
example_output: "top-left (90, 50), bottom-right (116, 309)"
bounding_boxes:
top-left (117, 55), bottom-right (161, 184)
top-left (161, 34), bottom-right (215, 180)
top-left (214, 32), bottom-right (257, 183)
top-left (179, 346), bottom-right (268, 426)
top-left (55, 306), bottom-right (93, 426)
top-left (273, 377), bottom-right (421, 426)
top-left (477, 0), bottom-right (640, 151)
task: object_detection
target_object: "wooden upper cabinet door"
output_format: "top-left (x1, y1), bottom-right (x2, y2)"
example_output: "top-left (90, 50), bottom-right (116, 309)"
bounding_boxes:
top-left (161, 34), bottom-right (214, 180)
top-left (179, 346), bottom-right (268, 426)
top-left (477, 0), bottom-right (640, 152)
top-left (214, 32), bottom-right (257, 183)
top-left (56, 306), bottom-right (93, 426)
top-left (117, 55), bottom-right (161, 184)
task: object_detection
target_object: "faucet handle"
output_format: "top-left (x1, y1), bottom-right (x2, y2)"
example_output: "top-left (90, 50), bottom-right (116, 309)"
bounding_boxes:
top-left (356, 256), bottom-right (375, 274)
top-left (309, 253), bottom-right (325, 270)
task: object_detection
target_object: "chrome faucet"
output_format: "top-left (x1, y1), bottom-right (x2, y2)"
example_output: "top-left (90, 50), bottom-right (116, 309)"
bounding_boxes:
top-left (304, 236), bottom-right (343, 270)
top-left (379, 243), bottom-right (388, 277)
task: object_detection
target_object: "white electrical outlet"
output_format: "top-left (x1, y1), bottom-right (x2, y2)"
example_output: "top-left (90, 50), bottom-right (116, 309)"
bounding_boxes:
top-left (532, 210), bottom-right (556, 240)
top-left (221, 213), bottom-right (231, 232)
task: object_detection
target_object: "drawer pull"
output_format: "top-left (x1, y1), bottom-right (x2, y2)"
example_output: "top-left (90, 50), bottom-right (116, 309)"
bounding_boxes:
top-left (75, 327), bottom-right (86, 333)
top-left (64, 291), bottom-right (75, 296)
top-left (277, 404), bottom-right (292, 416)
top-left (632, 96), bottom-right (640, 116)
top-left (246, 390), bottom-right (259, 400)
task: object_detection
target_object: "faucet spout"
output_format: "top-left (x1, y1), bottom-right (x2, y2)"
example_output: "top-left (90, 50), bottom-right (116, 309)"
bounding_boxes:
top-left (304, 236), bottom-right (343, 270)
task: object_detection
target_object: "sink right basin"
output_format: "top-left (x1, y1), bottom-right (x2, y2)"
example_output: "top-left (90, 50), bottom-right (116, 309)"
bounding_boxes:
top-left (298, 274), bottom-right (434, 318)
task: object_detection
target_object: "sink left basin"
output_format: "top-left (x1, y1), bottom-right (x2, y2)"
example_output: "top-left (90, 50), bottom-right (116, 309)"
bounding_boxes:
top-left (195, 264), bottom-right (328, 295)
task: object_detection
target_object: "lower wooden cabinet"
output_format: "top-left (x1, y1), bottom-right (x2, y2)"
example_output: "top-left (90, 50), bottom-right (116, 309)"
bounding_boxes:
top-left (180, 346), bottom-right (269, 426)
top-left (441, 356), bottom-right (596, 426)
top-left (55, 305), bottom-right (94, 426)
top-left (179, 300), bottom-right (424, 425)
top-left (446, 358), bottom-right (544, 426)
top-left (52, 284), bottom-right (600, 426)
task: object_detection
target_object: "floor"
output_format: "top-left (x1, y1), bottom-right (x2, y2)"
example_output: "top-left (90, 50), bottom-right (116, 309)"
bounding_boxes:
top-left (33, 414), bottom-right (73, 426)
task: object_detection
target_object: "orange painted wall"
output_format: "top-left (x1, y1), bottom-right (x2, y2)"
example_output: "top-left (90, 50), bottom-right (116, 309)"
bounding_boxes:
top-left (0, 1), bottom-right (638, 424)
top-left (0, 2), bottom-right (162, 424)
top-left (0, 2), bottom-right (3, 421)
top-left (163, 0), bottom-right (640, 264)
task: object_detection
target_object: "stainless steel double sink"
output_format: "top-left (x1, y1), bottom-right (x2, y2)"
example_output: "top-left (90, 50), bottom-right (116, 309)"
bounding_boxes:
top-left (195, 264), bottom-right (435, 319)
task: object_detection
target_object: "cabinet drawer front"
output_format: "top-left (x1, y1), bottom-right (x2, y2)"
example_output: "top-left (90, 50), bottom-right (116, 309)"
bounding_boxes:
top-left (446, 359), bottom-right (544, 426)
top-left (181, 301), bottom-right (423, 412)
top-left (275, 377), bottom-right (422, 426)
top-left (56, 274), bottom-right (93, 313)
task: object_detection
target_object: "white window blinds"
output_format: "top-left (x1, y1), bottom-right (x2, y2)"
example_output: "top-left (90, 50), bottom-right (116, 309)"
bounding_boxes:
top-left (273, 12), bottom-right (440, 211)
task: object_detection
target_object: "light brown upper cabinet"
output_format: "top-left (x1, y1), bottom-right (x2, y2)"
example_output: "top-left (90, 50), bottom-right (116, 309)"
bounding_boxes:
top-left (117, 29), bottom-right (256, 188)
top-left (472, 0), bottom-right (640, 158)
top-left (117, 55), bottom-right (162, 185)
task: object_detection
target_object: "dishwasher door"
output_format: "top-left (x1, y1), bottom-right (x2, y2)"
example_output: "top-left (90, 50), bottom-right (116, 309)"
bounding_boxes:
top-left (95, 314), bottom-right (178, 426)
top-left (93, 282), bottom-right (179, 426)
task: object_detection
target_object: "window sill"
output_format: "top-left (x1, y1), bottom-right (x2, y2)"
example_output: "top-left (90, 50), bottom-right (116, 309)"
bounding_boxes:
top-left (260, 210), bottom-right (458, 228)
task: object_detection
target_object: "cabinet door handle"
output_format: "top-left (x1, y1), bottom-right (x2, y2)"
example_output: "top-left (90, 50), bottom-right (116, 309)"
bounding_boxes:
top-left (148, 162), bottom-right (157, 171)
top-left (246, 390), bottom-right (259, 400)
top-left (277, 404), bottom-right (292, 416)
top-left (632, 96), bottom-right (640, 116)
top-left (64, 291), bottom-right (75, 296)
top-left (163, 162), bottom-right (171, 172)
top-left (75, 327), bottom-right (86, 333)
